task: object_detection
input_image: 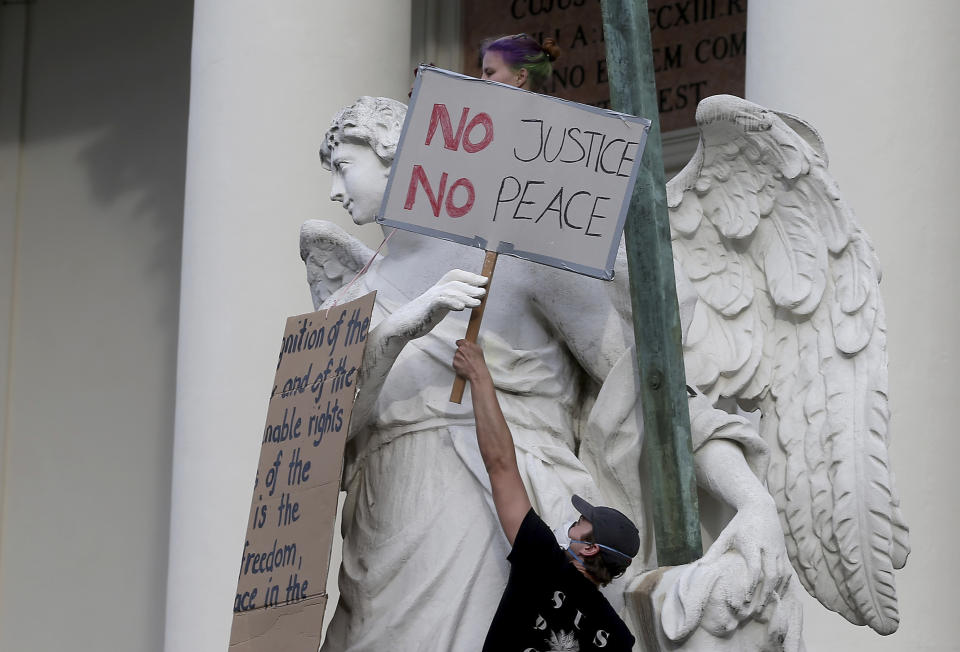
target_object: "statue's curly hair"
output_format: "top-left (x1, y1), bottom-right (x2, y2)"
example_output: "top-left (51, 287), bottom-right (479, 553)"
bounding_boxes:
top-left (319, 96), bottom-right (407, 169)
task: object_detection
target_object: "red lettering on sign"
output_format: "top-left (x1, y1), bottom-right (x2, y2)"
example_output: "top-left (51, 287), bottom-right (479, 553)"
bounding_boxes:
top-left (425, 103), bottom-right (494, 153)
top-left (426, 104), bottom-right (470, 151)
top-left (445, 178), bottom-right (475, 218)
top-left (462, 113), bottom-right (495, 153)
top-left (404, 165), bottom-right (447, 217)
top-left (404, 165), bottom-right (476, 219)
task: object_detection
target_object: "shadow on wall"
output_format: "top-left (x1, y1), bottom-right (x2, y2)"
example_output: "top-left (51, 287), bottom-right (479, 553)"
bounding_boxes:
top-left (1, 0), bottom-right (194, 649)
top-left (7, 0), bottom-right (193, 320)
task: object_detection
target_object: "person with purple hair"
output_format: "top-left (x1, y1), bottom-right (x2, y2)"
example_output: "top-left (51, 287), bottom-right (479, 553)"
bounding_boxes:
top-left (480, 33), bottom-right (561, 91)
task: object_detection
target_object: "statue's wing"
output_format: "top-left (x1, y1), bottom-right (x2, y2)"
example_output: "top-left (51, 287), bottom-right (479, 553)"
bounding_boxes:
top-left (666, 95), bottom-right (909, 634)
top-left (300, 219), bottom-right (376, 310)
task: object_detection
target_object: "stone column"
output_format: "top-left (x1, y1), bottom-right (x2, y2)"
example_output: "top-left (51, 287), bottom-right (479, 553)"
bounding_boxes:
top-left (164, 2), bottom-right (411, 650)
top-left (746, 2), bottom-right (960, 650)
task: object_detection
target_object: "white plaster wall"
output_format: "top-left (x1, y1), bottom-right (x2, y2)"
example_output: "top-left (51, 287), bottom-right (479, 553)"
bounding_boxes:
top-left (0, 7), bottom-right (27, 507)
top-left (0, 1), bottom-right (192, 650)
top-left (746, 1), bottom-right (960, 649)
top-left (165, 2), bottom-right (411, 650)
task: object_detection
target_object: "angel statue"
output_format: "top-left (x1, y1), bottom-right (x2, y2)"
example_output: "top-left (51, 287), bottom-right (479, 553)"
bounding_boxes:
top-left (299, 94), bottom-right (908, 652)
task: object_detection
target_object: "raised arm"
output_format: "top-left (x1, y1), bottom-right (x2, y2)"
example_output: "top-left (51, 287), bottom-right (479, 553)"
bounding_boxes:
top-left (452, 339), bottom-right (531, 545)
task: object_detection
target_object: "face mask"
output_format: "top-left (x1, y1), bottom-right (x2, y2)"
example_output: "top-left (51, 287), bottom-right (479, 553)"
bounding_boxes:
top-left (552, 520), bottom-right (576, 550)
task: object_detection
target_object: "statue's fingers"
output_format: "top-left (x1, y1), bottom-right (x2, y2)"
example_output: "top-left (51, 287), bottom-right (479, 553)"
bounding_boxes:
top-left (773, 554), bottom-right (791, 594)
top-left (437, 269), bottom-right (458, 283)
top-left (446, 269), bottom-right (489, 286)
top-left (446, 281), bottom-right (487, 298)
top-left (435, 293), bottom-right (463, 311)
top-left (440, 289), bottom-right (479, 308)
top-left (742, 545), bottom-right (762, 602)
top-left (734, 549), bottom-right (767, 619)
top-left (439, 269), bottom-right (481, 284)
top-left (755, 548), bottom-right (776, 609)
top-left (463, 297), bottom-right (482, 311)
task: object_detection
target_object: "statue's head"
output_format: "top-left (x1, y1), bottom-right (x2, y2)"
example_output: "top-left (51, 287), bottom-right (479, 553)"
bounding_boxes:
top-left (320, 97), bottom-right (407, 225)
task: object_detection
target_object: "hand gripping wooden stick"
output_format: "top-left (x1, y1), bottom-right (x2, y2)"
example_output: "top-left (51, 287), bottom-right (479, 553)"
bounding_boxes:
top-left (450, 250), bottom-right (499, 403)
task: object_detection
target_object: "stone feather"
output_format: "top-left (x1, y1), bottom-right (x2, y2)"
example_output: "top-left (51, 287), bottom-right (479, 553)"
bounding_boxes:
top-left (667, 95), bottom-right (909, 633)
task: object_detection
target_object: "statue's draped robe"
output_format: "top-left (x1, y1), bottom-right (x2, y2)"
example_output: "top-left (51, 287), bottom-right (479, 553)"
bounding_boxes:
top-left (321, 279), bottom-right (609, 651)
top-left (320, 270), bottom-right (768, 651)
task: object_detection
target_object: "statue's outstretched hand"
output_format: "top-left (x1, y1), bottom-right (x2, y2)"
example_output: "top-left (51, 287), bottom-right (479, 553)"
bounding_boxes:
top-left (351, 269), bottom-right (487, 434)
top-left (389, 269), bottom-right (487, 342)
top-left (659, 494), bottom-right (797, 647)
top-left (658, 429), bottom-right (797, 645)
top-left (422, 269), bottom-right (488, 313)
top-left (699, 495), bottom-right (791, 616)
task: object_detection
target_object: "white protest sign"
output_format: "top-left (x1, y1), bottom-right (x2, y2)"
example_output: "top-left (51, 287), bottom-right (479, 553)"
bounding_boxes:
top-left (378, 66), bottom-right (650, 280)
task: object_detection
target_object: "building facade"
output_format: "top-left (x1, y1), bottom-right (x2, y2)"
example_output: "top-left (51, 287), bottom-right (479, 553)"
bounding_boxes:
top-left (0, 1), bottom-right (957, 650)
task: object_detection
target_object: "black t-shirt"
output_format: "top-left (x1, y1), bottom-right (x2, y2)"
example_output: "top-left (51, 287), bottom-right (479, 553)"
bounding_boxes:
top-left (482, 509), bottom-right (635, 651)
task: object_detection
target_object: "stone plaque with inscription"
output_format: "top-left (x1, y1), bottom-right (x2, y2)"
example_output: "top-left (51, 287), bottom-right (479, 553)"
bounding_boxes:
top-left (461, 0), bottom-right (746, 132)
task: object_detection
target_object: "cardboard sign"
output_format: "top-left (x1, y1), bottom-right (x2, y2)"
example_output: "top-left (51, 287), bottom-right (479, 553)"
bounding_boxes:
top-left (378, 66), bottom-right (650, 280)
top-left (229, 292), bottom-right (376, 652)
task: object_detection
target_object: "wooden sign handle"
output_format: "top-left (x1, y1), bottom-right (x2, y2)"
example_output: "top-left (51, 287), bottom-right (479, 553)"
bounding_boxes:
top-left (450, 250), bottom-right (499, 404)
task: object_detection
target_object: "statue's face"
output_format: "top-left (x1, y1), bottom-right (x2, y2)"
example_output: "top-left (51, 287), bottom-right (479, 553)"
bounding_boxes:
top-left (328, 141), bottom-right (391, 225)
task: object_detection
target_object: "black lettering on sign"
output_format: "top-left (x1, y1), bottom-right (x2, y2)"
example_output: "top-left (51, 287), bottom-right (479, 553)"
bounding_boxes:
top-left (276, 491), bottom-right (300, 527)
top-left (286, 573), bottom-right (309, 602)
top-left (514, 180), bottom-right (545, 220)
top-left (240, 538), bottom-right (299, 576)
top-left (308, 397), bottom-right (344, 444)
top-left (585, 196), bottom-right (610, 237)
top-left (286, 446), bottom-right (311, 485)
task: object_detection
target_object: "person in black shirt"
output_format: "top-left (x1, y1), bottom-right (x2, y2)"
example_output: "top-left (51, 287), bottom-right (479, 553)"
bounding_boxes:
top-left (453, 339), bottom-right (640, 651)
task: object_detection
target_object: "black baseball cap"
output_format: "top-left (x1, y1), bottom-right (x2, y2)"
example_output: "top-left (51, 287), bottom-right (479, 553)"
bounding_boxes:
top-left (571, 495), bottom-right (640, 564)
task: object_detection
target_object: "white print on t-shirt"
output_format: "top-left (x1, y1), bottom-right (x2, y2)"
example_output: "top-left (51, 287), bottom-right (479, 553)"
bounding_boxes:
top-left (545, 629), bottom-right (579, 651)
top-left (529, 590), bottom-right (610, 649)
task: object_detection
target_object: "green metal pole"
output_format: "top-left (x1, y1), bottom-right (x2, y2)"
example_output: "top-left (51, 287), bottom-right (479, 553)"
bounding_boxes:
top-left (600, 0), bottom-right (702, 566)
